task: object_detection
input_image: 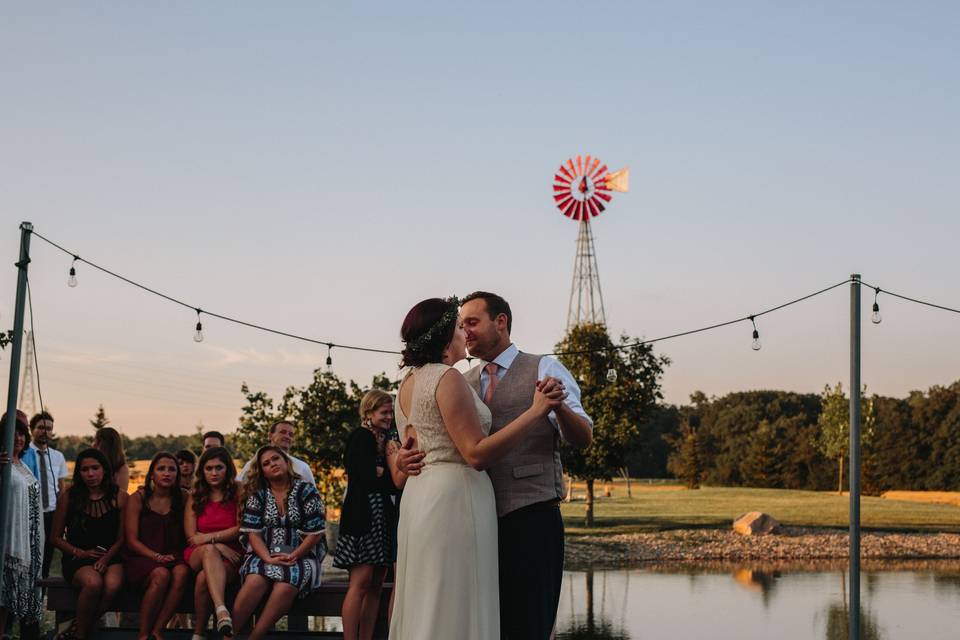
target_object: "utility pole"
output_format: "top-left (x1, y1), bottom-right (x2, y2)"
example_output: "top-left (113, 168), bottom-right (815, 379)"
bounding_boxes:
top-left (0, 223), bottom-right (32, 594)
top-left (849, 274), bottom-right (862, 640)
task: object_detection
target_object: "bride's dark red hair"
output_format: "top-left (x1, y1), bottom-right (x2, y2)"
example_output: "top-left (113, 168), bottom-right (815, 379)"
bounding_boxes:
top-left (400, 298), bottom-right (458, 368)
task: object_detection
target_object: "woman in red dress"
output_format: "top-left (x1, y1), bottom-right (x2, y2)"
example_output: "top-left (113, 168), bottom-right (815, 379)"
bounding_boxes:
top-left (124, 452), bottom-right (190, 640)
top-left (184, 447), bottom-right (242, 639)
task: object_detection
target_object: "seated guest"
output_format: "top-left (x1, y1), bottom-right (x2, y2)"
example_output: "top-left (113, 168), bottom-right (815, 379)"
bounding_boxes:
top-left (124, 452), bottom-right (190, 640)
top-left (184, 447), bottom-right (242, 639)
top-left (236, 421), bottom-right (315, 486)
top-left (93, 427), bottom-right (130, 494)
top-left (176, 449), bottom-right (197, 491)
top-left (0, 411), bottom-right (44, 639)
top-left (50, 448), bottom-right (126, 640)
top-left (231, 446), bottom-right (326, 640)
top-left (201, 431), bottom-right (226, 452)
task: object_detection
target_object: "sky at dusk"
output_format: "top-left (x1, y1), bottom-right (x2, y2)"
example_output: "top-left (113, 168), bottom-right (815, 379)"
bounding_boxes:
top-left (2, 3), bottom-right (959, 437)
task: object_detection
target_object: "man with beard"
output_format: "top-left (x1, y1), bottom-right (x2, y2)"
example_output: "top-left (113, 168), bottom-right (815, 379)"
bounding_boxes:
top-left (400, 291), bottom-right (592, 639)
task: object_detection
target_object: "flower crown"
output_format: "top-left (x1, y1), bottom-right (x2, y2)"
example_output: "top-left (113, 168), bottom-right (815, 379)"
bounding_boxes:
top-left (405, 296), bottom-right (460, 352)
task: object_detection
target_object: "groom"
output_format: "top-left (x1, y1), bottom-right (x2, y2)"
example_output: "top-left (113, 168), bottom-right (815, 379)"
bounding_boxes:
top-left (460, 291), bottom-right (593, 639)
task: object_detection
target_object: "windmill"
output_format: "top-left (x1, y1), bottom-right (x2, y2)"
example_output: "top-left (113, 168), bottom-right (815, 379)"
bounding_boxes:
top-left (552, 155), bottom-right (629, 329)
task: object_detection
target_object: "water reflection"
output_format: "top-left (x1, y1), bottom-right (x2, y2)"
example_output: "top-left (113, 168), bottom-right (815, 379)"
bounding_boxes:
top-left (557, 561), bottom-right (960, 639)
top-left (732, 567), bottom-right (781, 607)
top-left (557, 568), bottom-right (630, 640)
top-left (820, 602), bottom-right (883, 640)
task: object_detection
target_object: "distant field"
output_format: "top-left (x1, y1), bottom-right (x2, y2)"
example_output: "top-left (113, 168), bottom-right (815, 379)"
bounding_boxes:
top-left (561, 484), bottom-right (960, 535)
top-left (881, 491), bottom-right (960, 507)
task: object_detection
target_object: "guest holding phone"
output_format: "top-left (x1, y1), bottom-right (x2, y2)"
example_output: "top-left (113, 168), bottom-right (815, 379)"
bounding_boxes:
top-left (124, 452), bottom-right (190, 640)
top-left (335, 390), bottom-right (406, 640)
top-left (184, 447), bottom-right (242, 639)
top-left (50, 448), bottom-right (126, 640)
top-left (230, 446), bottom-right (326, 640)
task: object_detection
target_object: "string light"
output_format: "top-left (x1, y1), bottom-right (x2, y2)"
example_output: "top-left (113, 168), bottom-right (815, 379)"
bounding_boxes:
top-left (326, 344), bottom-right (333, 371)
top-left (750, 316), bottom-right (761, 351)
top-left (42, 227), bottom-right (956, 362)
top-left (68, 255), bottom-right (78, 288)
top-left (193, 309), bottom-right (204, 343)
top-left (606, 368), bottom-right (618, 382)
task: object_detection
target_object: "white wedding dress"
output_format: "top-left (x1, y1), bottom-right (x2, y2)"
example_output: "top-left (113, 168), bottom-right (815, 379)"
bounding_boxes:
top-left (389, 363), bottom-right (500, 640)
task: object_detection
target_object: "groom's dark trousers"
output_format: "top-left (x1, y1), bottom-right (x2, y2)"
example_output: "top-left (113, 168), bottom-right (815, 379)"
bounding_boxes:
top-left (498, 500), bottom-right (565, 640)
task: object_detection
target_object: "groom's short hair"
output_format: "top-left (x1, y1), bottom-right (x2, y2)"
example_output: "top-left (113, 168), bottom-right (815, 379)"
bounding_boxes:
top-left (462, 291), bottom-right (512, 334)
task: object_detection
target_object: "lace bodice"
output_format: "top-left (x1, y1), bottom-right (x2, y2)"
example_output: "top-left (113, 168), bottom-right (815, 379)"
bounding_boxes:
top-left (395, 363), bottom-right (492, 466)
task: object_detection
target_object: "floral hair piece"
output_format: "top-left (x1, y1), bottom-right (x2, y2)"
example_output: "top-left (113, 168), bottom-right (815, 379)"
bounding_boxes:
top-left (406, 296), bottom-right (461, 352)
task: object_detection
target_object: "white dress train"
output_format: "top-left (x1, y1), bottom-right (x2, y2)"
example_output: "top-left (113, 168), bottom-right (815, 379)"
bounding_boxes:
top-left (389, 363), bottom-right (499, 640)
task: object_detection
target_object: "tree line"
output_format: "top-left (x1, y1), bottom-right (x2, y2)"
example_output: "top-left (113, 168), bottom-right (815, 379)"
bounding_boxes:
top-left (52, 323), bottom-right (960, 521)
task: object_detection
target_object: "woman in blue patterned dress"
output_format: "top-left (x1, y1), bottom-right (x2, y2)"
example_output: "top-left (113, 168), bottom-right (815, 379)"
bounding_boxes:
top-left (230, 446), bottom-right (326, 640)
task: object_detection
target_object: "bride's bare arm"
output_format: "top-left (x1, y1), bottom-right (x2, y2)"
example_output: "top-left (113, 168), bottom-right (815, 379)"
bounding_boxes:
top-left (437, 369), bottom-right (564, 471)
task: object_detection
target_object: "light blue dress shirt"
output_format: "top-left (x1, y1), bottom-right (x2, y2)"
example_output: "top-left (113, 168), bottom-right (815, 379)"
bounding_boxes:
top-left (476, 343), bottom-right (593, 438)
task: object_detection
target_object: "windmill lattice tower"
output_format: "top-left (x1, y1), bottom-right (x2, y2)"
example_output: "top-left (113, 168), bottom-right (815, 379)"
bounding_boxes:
top-left (552, 156), bottom-right (628, 329)
top-left (19, 330), bottom-right (37, 416)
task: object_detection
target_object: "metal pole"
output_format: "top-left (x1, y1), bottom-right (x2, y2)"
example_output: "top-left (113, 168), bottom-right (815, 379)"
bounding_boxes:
top-left (849, 273), bottom-right (861, 639)
top-left (0, 222), bottom-right (33, 594)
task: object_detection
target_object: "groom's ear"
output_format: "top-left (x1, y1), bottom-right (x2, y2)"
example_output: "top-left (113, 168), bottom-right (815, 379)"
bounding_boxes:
top-left (496, 313), bottom-right (510, 334)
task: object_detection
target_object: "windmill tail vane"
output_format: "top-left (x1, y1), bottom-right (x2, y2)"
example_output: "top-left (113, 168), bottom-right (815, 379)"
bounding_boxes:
top-left (553, 155), bottom-right (628, 220)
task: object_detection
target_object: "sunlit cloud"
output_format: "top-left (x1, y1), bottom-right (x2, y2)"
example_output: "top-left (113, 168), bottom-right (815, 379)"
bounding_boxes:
top-left (201, 345), bottom-right (321, 368)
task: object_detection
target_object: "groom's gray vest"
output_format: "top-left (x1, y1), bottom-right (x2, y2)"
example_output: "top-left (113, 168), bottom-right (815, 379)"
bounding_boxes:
top-left (465, 352), bottom-right (565, 518)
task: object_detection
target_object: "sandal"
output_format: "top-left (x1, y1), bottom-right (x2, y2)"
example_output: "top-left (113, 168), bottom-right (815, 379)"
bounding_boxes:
top-left (215, 605), bottom-right (233, 637)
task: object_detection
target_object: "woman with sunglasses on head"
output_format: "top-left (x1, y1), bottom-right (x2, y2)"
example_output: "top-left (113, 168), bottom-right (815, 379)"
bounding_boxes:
top-left (124, 451), bottom-right (190, 640)
top-left (336, 389), bottom-right (405, 640)
top-left (50, 448), bottom-right (126, 640)
top-left (229, 446), bottom-right (326, 640)
top-left (184, 447), bottom-right (242, 640)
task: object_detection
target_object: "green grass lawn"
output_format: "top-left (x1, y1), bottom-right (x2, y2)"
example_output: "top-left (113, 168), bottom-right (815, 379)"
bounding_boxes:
top-left (561, 486), bottom-right (960, 535)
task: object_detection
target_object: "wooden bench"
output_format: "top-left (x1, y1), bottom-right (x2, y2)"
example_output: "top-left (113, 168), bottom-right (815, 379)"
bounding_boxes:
top-left (41, 577), bottom-right (391, 639)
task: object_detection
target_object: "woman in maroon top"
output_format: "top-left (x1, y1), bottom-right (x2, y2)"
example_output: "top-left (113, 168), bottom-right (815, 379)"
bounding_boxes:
top-left (124, 452), bottom-right (190, 640)
top-left (184, 447), bottom-right (242, 638)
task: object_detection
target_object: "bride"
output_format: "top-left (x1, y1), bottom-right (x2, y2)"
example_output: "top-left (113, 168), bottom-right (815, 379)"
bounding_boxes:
top-left (389, 297), bottom-right (565, 640)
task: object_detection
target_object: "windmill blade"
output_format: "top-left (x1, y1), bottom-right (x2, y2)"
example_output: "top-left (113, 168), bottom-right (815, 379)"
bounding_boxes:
top-left (605, 167), bottom-right (629, 192)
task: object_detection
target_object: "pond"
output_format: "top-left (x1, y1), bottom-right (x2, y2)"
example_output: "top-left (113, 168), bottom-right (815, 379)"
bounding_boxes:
top-left (556, 561), bottom-right (960, 639)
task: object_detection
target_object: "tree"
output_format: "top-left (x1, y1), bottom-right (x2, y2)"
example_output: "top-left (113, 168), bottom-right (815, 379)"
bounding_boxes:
top-left (555, 323), bottom-right (669, 526)
top-left (233, 371), bottom-right (399, 515)
top-left (89, 404), bottom-right (110, 430)
top-left (814, 382), bottom-right (875, 494)
top-left (665, 418), bottom-right (702, 489)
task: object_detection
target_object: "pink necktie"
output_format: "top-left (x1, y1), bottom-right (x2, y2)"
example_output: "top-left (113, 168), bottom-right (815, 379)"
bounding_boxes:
top-left (483, 363), bottom-right (499, 404)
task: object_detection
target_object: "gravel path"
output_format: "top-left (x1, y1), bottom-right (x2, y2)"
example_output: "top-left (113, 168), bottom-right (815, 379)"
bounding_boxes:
top-left (565, 527), bottom-right (960, 568)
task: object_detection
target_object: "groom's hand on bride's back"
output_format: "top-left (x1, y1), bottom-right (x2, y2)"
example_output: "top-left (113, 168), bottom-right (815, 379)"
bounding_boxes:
top-left (397, 437), bottom-right (426, 476)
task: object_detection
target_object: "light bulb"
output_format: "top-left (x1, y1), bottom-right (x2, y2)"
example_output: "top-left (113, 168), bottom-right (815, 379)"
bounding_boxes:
top-left (606, 368), bottom-right (618, 382)
top-left (193, 321), bottom-right (204, 343)
top-left (751, 329), bottom-right (761, 351)
top-left (68, 266), bottom-right (78, 288)
top-left (871, 302), bottom-right (882, 325)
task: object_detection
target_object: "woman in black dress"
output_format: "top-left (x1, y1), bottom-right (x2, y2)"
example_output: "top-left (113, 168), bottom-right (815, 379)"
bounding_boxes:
top-left (50, 448), bottom-right (127, 640)
top-left (335, 390), bottom-right (406, 640)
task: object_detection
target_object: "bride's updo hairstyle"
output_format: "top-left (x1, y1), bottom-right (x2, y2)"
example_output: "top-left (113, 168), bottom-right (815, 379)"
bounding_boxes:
top-left (400, 296), bottom-right (460, 368)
